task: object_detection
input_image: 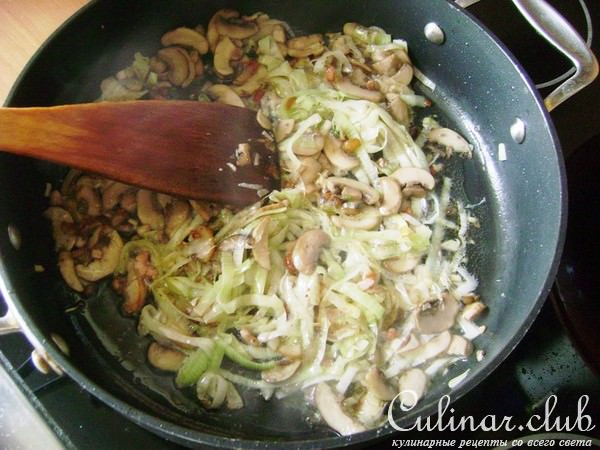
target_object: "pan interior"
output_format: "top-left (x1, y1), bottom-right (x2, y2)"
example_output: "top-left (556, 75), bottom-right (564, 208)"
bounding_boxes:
top-left (0, 0), bottom-right (564, 446)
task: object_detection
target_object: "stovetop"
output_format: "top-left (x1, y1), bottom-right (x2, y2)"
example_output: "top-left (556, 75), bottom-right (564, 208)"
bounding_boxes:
top-left (1, 1), bottom-right (600, 448)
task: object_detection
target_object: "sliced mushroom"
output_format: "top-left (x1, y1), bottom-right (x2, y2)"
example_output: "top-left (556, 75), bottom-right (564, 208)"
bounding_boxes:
top-left (292, 132), bottom-right (325, 157)
top-left (298, 157), bottom-right (321, 193)
top-left (261, 360), bottom-right (301, 383)
top-left (397, 368), bottom-right (427, 408)
top-left (102, 181), bottom-right (133, 211)
top-left (75, 228), bottom-right (123, 281)
top-left (215, 15), bottom-right (258, 40)
top-left (383, 253), bottom-right (421, 274)
top-left (44, 207), bottom-right (76, 251)
top-left (122, 274), bottom-right (147, 315)
top-left (364, 366), bottom-right (396, 401)
top-left (206, 84), bottom-right (245, 107)
top-left (207, 9), bottom-right (240, 52)
top-left (291, 229), bottom-right (331, 275)
top-left (447, 335), bottom-right (473, 357)
top-left (379, 177), bottom-right (402, 216)
top-left (372, 53), bottom-right (401, 76)
top-left (137, 190), bottom-right (165, 231)
top-left (356, 391), bottom-right (386, 428)
top-left (325, 177), bottom-right (380, 205)
top-left (322, 135), bottom-right (359, 171)
top-left (161, 27), bottom-right (209, 55)
top-left (428, 127), bottom-right (472, 156)
top-left (252, 217), bottom-right (271, 270)
top-left (461, 301), bottom-right (487, 321)
top-left (287, 34), bottom-right (324, 58)
top-left (416, 294), bottom-right (460, 334)
top-left (157, 47), bottom-right (194, 87)
top-left (58, 251), bottom-right (84, 292)
top-left (332, 206), bottom-right (382, 230)
top-left (165, 198), bottom-right (191, 238)
top-left (76, 183), bottom-right (102, 216)
top-left (390, 167), bottom-right (435, 190)
top-left (401, 331), bottom-right (452, 366)
top-left (340, 186), bottom-right (362, 202)
top-left (392, 63), bottom-right (414, 86)
top-left (387, 93), bottom-right (410, 126)
top-left (213, 36), bottom-right (241, 77)
top-left (147, 342), bottom-right (185, 372)
top-left (274, 118), bottom-right (295, 142)
top-left (334, 78), bottom-right (383, 103)
top-left (315, 382), bottom-right (366, 436)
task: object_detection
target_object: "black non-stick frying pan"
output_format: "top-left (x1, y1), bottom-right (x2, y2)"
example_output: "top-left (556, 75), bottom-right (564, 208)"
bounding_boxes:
top-left (0, 0), bottom-right (597, 448)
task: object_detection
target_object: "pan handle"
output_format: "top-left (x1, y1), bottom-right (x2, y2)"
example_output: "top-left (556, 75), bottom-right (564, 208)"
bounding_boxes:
top-left (457, 0), bottom-right (599, 111)
top-left (511, 0), bottom-right (598, 111)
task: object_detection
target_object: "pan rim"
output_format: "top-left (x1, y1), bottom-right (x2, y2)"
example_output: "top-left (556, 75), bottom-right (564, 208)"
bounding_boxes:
top-left (0, 0), bottom-right (567, 447)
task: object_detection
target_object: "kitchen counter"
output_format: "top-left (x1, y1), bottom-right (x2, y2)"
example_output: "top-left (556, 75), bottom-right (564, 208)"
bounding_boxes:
top-left (0, 0), bottom-right (87, 104)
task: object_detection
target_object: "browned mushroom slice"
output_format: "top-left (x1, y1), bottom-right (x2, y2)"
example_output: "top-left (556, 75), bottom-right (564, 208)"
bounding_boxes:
top-left (416, 294), bottom-right (460, 334)
top-left (157, 47), bottom-right (194, 87)
top-left (291, 229), bottom-right (331, 275)
top-left (213, 36), bottom-right (241, 77)
top-left (161, 27), bottom-right (209, 55)
top-left (147, 343), bottom-right (185, 372)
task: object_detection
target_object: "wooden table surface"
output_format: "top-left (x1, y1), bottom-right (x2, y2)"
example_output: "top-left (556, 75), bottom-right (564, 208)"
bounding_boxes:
top-left (0, 0), bottom-right (88, 104)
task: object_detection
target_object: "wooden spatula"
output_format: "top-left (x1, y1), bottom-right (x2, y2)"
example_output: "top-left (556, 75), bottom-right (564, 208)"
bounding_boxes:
top-left (0, 100), bottom-right (278, 206)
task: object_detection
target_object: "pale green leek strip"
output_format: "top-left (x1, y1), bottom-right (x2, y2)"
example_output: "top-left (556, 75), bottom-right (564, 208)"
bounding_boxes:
top-left (175, 347), bottom-right (210, 387)
top-left (219, 369), bottom-right (275, 390)
top-left (333, 282), bottom-right (385, 320)
top-left (209, 341), bottom-right (225, 371)
top-left (216, 252), bottom-right (235, 312)
top-left (218, 338), bottom-right (277, 371)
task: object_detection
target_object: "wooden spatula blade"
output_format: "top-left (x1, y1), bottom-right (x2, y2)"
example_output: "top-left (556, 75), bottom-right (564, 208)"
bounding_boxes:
top-left (0, 101), bottom-right (278, 206)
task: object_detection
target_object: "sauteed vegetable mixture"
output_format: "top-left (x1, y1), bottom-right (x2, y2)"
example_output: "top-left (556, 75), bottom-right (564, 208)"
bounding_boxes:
top-left (45, 9), bottom-right (487, 435)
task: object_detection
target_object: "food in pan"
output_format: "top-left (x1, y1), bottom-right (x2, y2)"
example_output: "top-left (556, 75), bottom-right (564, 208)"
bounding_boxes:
top-left (44, 9), bottom-right (487, 435)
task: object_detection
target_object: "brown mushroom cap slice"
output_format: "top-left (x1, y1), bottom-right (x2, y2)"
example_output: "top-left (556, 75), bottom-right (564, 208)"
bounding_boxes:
top-left (291, 229), bottom-right (331, 275)
top-left (58, 251), bottom-right (84, 292)
top-left (390, 167), bottom-right (435, 190)
top-left (416, 294), bottom-right (460, 334)
top-left (213, 36), bottom-right (240, 77)
top-left (161, 27), bottom-right (209, 55)
top-left (147, 342), bottom-right (185, 372)
top-left (75, 228), bottom-right (123, 281)
top-left (428, 127), bottom-right (472, 156)
top-left (207, 84), bottom-right (245, 107)
top-left (44, 206), bottom-right (76, 250)
top-left (335, 78), bottom-right (383, 103)
top-left (323, 135), bottom-right (360, 170)
top-left (207, 9), bottom-right (240, 52)
top-left (157, 47), bottom-right (192, 87)
top-left (215, 15), bottom-right (258, 40)
top-left (137, 190), bottom-right (165, 231)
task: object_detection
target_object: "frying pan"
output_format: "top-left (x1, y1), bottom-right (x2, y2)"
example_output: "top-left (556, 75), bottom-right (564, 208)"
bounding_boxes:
top-left (0, 0), bottom-right (597, 447)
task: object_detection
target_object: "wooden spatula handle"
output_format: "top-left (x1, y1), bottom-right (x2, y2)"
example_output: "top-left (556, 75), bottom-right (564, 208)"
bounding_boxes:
top-left (0, 101), bottom-right (276, 205)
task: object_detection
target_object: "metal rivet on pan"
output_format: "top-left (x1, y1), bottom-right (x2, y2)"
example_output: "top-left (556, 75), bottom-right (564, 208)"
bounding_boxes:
top-left (31, 349), bottom-right (51, 375)
top-left (7, 224), bottom-right (21, 250)
top-left (510, 118), bottom-right (526, 144)
top-left (51, 333), bottom-right (70, 356)
top-left (31, 348), bottom-right (64, 376)
top-left (424, 22), bottom-right (445, 45)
